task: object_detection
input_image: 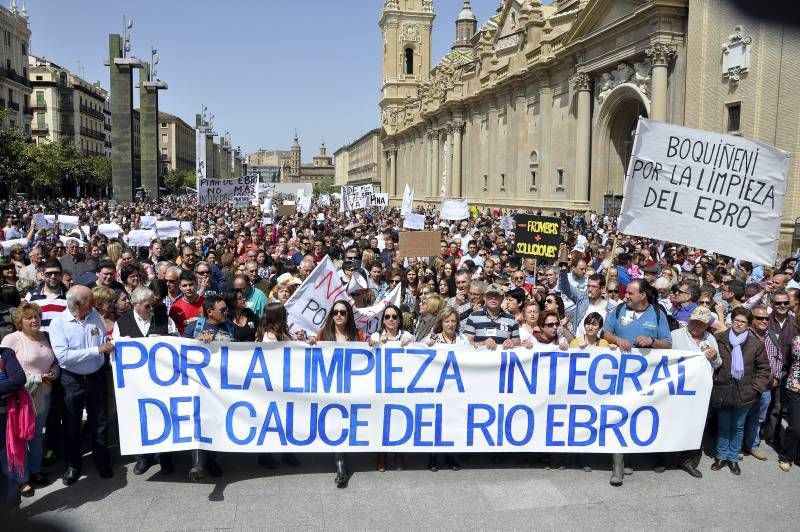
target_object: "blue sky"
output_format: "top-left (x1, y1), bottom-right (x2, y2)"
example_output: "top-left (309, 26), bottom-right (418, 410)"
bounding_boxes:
top-left (25, 1), bottom-right (539, 156)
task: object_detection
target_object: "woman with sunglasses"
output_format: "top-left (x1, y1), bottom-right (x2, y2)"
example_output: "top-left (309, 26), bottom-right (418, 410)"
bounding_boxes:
top-left (316, 300), bottom-right (366, 488)
top-left (531, 310), bottom-right (570, 350)
top-left (369, 304), bottom-right (413, 472)
top-left (543, 293), bottom-right (574, 343)
top-left (225, 289), bottom-right (257, 342)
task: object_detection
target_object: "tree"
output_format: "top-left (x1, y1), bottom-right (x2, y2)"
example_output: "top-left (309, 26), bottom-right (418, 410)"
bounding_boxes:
top-left (163, 169), bottom-right (196, 194)
top-left (0, 109), bottom-right (29, 195)
top-left (313, 177), bottom-right (335, 195)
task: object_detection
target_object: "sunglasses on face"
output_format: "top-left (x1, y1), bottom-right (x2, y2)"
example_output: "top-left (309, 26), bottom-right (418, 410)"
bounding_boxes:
top-left (543, 322), bottom-right (559, 327)
top-left (383, 314), bottom-right (399, 320)
top-left (332, 309), bottom-right (348, 317)
top-left (753, 316), bottom-right (769, 321)
top-left (44, 271), bottom-right (62, 277)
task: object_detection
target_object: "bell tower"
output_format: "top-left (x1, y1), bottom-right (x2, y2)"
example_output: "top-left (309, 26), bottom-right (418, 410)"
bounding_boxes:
top-left (379, 0), bottom-right (435, 130)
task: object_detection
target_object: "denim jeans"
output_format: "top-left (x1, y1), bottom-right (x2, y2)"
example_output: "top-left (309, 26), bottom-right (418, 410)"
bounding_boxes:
top-left (24, 392), bottom-right (51, 482)
top-left (743, 389), bottom-right (772, 452)
top-left (0, 412), bottom-right (21, 509)
top-left (716, 404), bottom-right (751, 462)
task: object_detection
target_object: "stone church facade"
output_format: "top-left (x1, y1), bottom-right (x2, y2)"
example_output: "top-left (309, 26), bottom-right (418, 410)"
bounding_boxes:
top-left (379, 0), bottom-right (800, 256)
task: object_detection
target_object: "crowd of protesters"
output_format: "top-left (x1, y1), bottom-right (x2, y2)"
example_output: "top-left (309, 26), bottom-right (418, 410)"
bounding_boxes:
top-left (1, 193), bottom-right (799, 509)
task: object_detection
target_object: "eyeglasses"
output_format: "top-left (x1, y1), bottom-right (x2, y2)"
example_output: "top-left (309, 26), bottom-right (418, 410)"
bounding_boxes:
top-left (166, 279), bottom-right (178, 284)
top-left (698, 301), bottom-right (712, 306)
top-left (732, 319), bottom-right (749, 326)
top-left (216, 307), bottom-right (228, 314)
top-left (678, 289), bottom-right (690, 295)
top-left (773, 301), bottom-right (790, 306)
top-left (753, 316), bottom-right (769, 321)
top-left (545, 299), bottom-right (557, 304)
top-left (383, 314), bottom-right (399, 320)
top-left (332, 309), bottom-right (348, 317)
top-left (196, 271), bottom-right (210, 275)
top-left (44, 271), bottom-right (62, 277)
top-left (543, 322), bottom-right (559, 327)
top-left (390, 279), bottom-right (401, 284)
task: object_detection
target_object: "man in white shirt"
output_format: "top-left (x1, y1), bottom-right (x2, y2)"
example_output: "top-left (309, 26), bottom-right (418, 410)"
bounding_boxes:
top-left (112, 287), bottom-right (177, 340)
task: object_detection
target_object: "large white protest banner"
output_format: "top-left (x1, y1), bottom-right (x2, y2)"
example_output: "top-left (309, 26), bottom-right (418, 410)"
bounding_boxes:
top-left (340, 185), bottom-right (374, 211)
top-left (285, 256), bottom-right (401, 337)
top-left (619, 118), bottom-right (789, 264)
top-left (112, 340), bottom-right (712, 454)
top-left (198, 175), bottom-right (258, 206)
top-left (401, 184), bottom-right (414, 217)
top-left (441, 198), bottom-right (469, 220)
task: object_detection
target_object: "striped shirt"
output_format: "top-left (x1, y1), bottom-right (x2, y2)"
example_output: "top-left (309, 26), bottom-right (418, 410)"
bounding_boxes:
top-left (25, 284), bottom-right (68, 333)
top-left (462, 308), bottom-right (520, 343)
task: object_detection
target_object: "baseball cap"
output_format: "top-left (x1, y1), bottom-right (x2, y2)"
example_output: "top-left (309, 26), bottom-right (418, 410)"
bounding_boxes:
top-left (689, 306), bottom-right (712, 324)
top-left (485, 283), bottom-right (504, 297)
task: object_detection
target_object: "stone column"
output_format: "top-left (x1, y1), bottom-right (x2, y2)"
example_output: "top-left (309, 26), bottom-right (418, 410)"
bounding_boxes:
top-left (423, 130), bottom-right (431, 197)
top-left (451, 123), bottom-right (463, 198)
top-left (433, 129), bottom-right (442, 198)
top-left (572, 72), bottom-right (592, 203)
top-left (139, 63), bottom-right (167, 199)
top-left (108, 34), bottom-right (143, 202)
top-left (389, 147), bottom-right (397, 197)
top-left (645, 43), bottom-right (676, 122)
top-left (444, 126), bottom-right (454, 197)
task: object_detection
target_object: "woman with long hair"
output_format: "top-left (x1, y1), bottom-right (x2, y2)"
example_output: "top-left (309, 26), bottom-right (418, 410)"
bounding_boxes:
top-left (225, 290), bottom-right (257, 342)
top-left (369, 304), bottom-right (413, 472)
top-left (316, 300), bottom-right (365, 488)
top-left (257, 302), bottom-right (292, 342)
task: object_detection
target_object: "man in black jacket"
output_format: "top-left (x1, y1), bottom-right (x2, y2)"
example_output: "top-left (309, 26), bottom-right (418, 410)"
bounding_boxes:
top-left (112, 286), bottom-right (177, 475)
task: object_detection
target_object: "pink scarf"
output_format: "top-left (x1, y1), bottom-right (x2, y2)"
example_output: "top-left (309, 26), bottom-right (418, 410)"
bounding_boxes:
top-left (6, 388), bottom-right (35, 478)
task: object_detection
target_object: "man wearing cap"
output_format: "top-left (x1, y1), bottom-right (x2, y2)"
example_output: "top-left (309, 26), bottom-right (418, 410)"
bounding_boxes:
top-left (673, 281), bottom-right (725, 332)
top-left (668, 305), bottom-right (722, 478)
top-left (743, 304), bottom-right (782, 461)
top-left (462, 283), bottom-right (520, 350)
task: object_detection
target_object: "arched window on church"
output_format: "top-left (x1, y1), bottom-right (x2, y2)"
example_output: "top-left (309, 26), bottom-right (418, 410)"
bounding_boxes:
top-left (404, 48), bottom-right (414, 75)
top-left (529, 151), bottom-right (539, 191)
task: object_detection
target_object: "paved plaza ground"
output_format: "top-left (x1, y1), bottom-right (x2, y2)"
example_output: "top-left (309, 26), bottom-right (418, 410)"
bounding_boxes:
top-left (11, 442), bottom-right (798, 531)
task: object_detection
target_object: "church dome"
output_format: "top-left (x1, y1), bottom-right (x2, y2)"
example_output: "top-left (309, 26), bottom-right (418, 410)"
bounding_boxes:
top-left (457, 1), bottom-right (477, 22)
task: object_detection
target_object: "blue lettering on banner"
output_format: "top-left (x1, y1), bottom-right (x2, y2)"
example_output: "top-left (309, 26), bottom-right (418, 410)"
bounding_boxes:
top-left (114, 340), bottom-right (709, 454)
